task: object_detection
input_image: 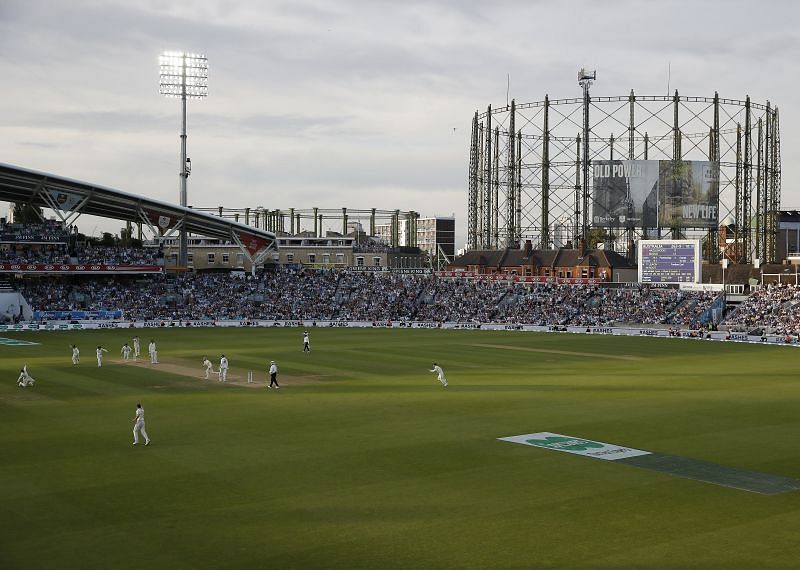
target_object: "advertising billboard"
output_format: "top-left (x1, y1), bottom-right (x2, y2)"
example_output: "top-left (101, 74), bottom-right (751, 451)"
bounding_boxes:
top-left (638, 239), bottom-right (701, 284)
top-left (592, 160), bottom-right (718, 229)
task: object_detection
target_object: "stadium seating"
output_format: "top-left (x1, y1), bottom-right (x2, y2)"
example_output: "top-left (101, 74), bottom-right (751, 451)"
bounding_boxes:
top-left (0, 245), bottom-right (161, 266)
top-left (722, 283), bottom-right (800, 334)
top-left (17, 269), bottom-right (725, 326)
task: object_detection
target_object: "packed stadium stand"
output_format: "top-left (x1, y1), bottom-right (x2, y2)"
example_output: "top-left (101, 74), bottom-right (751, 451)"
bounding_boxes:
top-left (14, 268), bottom-right (727, 326)
top-left (5, 203), bottom-right (791, 331)
top-left (722, 283), bottom-right (800, 334)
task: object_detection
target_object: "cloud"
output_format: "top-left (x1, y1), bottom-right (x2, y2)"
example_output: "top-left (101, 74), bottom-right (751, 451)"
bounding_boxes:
top-left (1, 0), bottom-right (799, 247)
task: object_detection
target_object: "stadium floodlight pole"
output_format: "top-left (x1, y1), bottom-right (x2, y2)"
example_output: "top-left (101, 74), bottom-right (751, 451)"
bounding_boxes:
top-left (159, 51), bottom-right (208, 267)
top-left (578, 68), bottom-right (595, 244)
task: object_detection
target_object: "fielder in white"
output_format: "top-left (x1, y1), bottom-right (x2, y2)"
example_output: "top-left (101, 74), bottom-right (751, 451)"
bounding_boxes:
top-left (96, 346), bottom-right (109, 367)
top-left (218, 355), bottom-right (229, 382)
top-left (132, 403), bottom-right (150, 446)
top-left (17, 368), bottom-right (35, 387)
top-left (121, 343), bottom-right (132, 361)
top-left (429, 362), bottom-right (448, 387)
top-left (202, 356), bottom-right (214, 380)
top-left (148, 340), bottom-right (158, 364)
top-left (132, 336), bottom-right (141, 360)
top-left (71, 344), bottom-right (80, 365)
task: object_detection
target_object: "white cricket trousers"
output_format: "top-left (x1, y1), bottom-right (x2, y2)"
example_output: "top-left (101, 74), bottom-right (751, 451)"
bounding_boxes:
top-left (97, 356), bottom-right (103, 367)
top-left (219, 368), bottom-right (228, 382)
top-left (150, 351), bottom-right (158, 364)
top-left (133, 421), bottom-right (149, 444)
top-left (72, 356), bottom-right (79, 365)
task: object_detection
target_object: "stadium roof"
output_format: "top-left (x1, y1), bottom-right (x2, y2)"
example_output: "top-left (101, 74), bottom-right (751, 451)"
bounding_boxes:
top-left (0, 162), bottom-right (276, 258)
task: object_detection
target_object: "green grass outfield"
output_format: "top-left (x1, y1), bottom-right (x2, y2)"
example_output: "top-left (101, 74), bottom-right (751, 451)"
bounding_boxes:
top-left (2, 327), bottom-right (800, 569)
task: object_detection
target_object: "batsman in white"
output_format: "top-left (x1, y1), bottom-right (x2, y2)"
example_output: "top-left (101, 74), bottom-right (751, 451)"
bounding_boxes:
top-left (132, 336), bottom-right (141, 360)
top-left (132, 402), bottom-right (150, 446)
top-left (429, 362), bottom-right (448, 387)
top-left (70, 344), bottom-right (80, 365)
top-left (96, 346), bottom-right (109, 367)
top-left (148, 340), bottom-right (158, 364)
top-left (121, 343), bottom-right (132, 361)
top-left (218, 355), bottom-right (229, 382)
top-left (202, 356), bottom-right (214, 379)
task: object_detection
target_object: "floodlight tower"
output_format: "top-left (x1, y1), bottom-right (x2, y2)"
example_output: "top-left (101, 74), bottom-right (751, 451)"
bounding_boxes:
top-left (578, 68), bottom-right (596, 243)
top-left (159, 51), bottom-right (208, 267)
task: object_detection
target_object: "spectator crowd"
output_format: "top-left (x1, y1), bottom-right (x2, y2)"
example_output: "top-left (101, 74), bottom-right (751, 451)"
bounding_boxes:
top-left (0, 244), bottom-right (161, 266)
top-left (18, 268), bottom-right (725, 326)
top-left (723, 283), bottom-right (800, 335)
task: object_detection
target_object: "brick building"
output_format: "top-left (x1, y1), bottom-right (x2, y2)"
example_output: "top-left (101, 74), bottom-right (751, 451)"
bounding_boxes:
top-left (450, 241), bottom-right (636, 282)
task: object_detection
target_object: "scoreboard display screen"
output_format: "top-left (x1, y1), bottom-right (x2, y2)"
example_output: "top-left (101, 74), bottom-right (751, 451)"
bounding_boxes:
top-left (638, 240), bottom-right (701, 284)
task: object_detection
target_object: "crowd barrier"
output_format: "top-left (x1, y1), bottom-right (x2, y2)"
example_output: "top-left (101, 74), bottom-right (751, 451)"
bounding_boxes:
top-left (1, 320), bottom-right (797, 346)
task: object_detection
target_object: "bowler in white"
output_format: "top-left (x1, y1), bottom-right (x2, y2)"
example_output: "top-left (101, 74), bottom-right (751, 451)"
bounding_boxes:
top-left (132, 403), bottom-right (150, 446)
top-left (132, 336), bottom-right (141, 360)
top-left (71, 344), bottom-right (80, 365)
top-left (96, 346), bottom-right (108, 367)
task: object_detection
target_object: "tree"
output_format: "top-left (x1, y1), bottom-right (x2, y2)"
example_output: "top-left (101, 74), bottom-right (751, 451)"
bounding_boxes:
top-left (12, 202), bottom-right (42, 224)
top-left (586, 228), bottom-right (616, 250)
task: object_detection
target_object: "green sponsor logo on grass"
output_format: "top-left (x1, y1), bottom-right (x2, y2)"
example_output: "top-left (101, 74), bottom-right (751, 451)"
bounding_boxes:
top-left (526, 436), bottom-right (604, 452)
top-left (498, 431), bottom-right (651, 461)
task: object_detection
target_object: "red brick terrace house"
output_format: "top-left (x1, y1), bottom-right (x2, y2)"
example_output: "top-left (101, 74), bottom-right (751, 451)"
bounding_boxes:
top-left (449, 241), bottom-right (635, 281)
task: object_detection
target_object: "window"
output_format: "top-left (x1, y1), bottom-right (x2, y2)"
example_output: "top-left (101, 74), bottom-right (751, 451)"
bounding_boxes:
top-left (308, 253), bottom-right (316, 264)
top-left (336, 253), bottom-right (345, 264)
top-left (187, 253), bottom-right (194, 265)
top-left (356, 256), bottom-right (364, 266)
top-left (222, 253), bottom-right (230, 264)
top-left (239, 253), bottom-right (246, 265)
top-left (322, 254), bottom-right (331, 264)
top-left (207, 253), bottom-right (215, 264)
top-left (373, 256), bottom-right (381, 267)
top-left (286, 253), bottom-right (294, 263)
top-left (581, 268), bottom-right (589, 278)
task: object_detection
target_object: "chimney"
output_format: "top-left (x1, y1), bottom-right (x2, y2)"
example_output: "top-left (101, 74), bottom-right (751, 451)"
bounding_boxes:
top-left (524, 239), bottom-right (532, 257)
top-left (578, 238), bottom-right (586, 257)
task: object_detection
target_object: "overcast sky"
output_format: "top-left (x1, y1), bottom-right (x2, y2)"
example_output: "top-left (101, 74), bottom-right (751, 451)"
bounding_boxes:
top-left (1, 0), bottom-right (799, 247)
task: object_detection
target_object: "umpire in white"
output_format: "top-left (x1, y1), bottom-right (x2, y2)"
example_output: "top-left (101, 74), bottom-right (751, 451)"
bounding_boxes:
top-left (268, 360), bottom-right (280, 389)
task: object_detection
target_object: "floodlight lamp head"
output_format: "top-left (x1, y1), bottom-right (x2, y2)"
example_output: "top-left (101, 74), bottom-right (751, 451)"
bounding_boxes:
top-left (159, 50), bottom-right (209, 99)
top-left (577, 67), bottom-right (596, 88)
